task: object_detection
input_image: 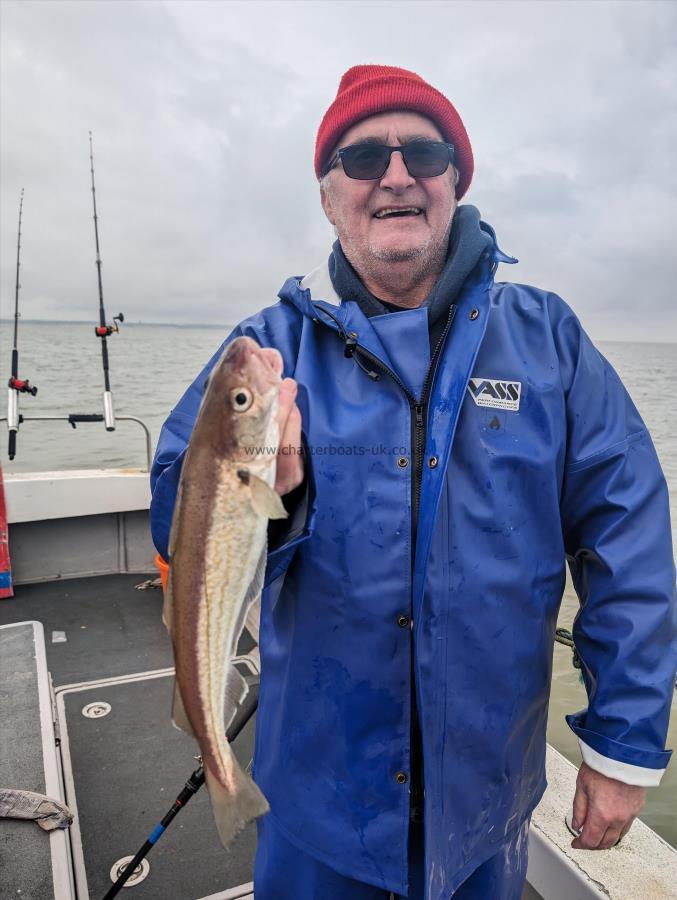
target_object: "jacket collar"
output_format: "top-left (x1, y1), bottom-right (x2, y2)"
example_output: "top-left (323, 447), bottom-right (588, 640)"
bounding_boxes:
top-left (279, 218), bottom-right (516, 325)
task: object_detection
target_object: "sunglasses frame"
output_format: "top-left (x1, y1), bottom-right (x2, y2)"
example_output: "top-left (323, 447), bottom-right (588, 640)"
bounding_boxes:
top-left (322, 140), bottom-right (456, 181)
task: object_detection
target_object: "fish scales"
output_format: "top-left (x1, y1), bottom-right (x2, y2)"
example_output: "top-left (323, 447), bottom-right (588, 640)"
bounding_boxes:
top-left (165, 336), bottom-right (288, 848)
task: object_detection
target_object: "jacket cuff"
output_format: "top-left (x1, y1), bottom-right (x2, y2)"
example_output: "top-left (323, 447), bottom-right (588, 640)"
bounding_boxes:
top-left (566, 712), bottom-right (672, 772)
top-left (578, 739), bottom-right (666, 787)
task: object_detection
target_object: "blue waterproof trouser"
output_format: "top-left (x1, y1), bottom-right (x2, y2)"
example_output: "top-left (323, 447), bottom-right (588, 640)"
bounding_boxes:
top-left (254, 814), bottom-right (531, 899)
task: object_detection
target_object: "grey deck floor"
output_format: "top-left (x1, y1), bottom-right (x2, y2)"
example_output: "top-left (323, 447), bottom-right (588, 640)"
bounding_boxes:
top-left (0, 575), bottom-right (257, 900)
top-left (0, 576), bottom-right (539, 899)
top-left (0, 574), bottom-right (175, 687)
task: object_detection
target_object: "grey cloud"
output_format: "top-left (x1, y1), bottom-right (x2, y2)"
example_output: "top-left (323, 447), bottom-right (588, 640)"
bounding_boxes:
top-left (1, 0), bottom-right (675, 342)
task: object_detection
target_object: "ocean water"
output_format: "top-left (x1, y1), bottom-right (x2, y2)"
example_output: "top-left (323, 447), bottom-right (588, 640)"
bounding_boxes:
top-left (1, 322), bottom-right (676, 846)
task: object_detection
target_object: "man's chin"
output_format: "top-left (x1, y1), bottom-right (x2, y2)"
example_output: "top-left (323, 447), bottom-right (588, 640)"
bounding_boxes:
top-left (369, 243), bottom-right (428, 263)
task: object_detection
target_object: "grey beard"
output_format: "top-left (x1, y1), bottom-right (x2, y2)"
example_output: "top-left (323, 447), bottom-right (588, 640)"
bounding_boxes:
top-left (369, 244), bottom-right (429, 263)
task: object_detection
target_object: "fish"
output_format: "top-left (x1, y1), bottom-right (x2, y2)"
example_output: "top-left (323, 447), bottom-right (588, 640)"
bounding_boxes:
top-left (163, 335), bottom-right (288, 848)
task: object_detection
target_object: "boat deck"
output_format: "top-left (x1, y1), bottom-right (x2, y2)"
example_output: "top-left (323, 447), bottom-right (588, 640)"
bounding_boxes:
top-left (0, 574), bottom-right (540, 899)
top-left (0, 574), bottom-right (257, 900)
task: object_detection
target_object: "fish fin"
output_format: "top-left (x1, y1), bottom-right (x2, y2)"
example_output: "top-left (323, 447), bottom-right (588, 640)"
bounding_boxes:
top-left (164, 477), bottom-right (186, 633)
top-left (171, 679), bottom-right (196, 738)
top-left (204, 749), bottom-right (269, 849)
top-left (240, 550), bottom-right (263, 661)
top-left (243, 547), bottom-right (265, 608)
top-left (244, 596), bottom-right (261, 645)
top-left (167, 478), bottom-right (184, 560)
top-left (248, 475), bottom-right (288, 520)
top-left (224, 547), bottom-right (264, 662)
top-left (162, 583), bottom-right (173, 633)
top-left (223, 663), bottom-right (249, 731)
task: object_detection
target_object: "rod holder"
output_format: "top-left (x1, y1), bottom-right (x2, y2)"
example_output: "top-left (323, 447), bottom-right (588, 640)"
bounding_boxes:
top-left (103, 391), bottom-right (115, 431)
top-left (0, 414), bottom-right (153, 471)
top-left (6, 389), bottom-right (18, 431)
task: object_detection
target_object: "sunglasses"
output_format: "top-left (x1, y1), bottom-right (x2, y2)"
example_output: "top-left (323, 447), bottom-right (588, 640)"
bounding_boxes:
top-left (322, 140), bottom-right (455, 180)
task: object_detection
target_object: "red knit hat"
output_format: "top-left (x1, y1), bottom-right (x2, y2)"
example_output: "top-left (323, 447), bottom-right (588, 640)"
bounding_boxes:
top-left (315, 64), bottom-right (473, 198)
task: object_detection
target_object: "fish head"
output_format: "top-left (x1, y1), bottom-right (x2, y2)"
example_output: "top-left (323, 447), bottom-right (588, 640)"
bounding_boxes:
top-left (201, 336), bottom-right (283, 463)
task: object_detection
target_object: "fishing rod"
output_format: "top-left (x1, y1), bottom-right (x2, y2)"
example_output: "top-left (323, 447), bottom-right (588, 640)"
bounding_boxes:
top-left (89, 132), bottom-right (124, 432)
top-left (7, 188), bottom-right (38, 461)
top-left (102, 677), bottom-right (259, 900)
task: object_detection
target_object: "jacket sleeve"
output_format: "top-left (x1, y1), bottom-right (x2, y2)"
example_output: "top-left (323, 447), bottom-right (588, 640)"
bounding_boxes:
top-left (150, 324), bottom-right (314, 587)
top-left (552, 296), bottom-right (677, 786)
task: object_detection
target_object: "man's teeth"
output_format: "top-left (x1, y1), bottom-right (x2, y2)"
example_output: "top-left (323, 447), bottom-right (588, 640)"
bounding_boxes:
top-left (374, 208), bottom-right (422, 219)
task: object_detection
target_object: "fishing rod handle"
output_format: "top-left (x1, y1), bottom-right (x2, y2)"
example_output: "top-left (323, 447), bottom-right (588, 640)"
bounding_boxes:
top-left (8, 430), bottom-right (16, 461)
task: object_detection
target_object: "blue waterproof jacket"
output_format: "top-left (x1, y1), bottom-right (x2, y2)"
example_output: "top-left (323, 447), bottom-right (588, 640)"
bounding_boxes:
top-left (150, 233), bottom-right (676, 898)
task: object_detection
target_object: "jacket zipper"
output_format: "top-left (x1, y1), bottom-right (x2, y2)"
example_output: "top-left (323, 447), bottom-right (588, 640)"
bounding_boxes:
top-left (335, 305), bottom-right (457, 543)
top-left (411, 304), bottom-right (458, 537)
top-left (313, 304), bottom-right (458, 822)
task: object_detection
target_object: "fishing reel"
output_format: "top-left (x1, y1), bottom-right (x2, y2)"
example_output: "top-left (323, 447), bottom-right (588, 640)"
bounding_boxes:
top-left (8, 376), bottom-right (38, 396)
top-left (95, 312), bottom-right (124, 337)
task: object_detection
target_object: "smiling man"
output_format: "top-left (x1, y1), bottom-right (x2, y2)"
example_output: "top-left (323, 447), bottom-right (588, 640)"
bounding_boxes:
top-left (151, 66), bottom-right (676, 899)
top-left (320, 112), bottom-right (458, 307)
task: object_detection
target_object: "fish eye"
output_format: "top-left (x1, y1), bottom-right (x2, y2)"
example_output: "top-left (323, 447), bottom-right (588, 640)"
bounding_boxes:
top-left (230, 386), bottom-right (253, 412)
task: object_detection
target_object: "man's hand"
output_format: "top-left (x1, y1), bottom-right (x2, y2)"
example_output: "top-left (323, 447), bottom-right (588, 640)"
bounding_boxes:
top-left (570, 762), bottom-right (646, 850)
top-left (274, 376), bottom-right (304, 496)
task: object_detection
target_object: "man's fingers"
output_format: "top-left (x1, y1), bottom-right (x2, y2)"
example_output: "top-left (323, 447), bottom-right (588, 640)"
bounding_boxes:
top-left (282, 403), bottom-right (302, 444)
top-left (277, 378), bottom-right (298, 428)
top-left (618, 818), bottom-right (634, 842)
top-left (572, 811), bottom-right (607, 850)
top-left (571, 781), bottom-right (588, 833)
top-left (279, 381), bottom-right (302, 451)
top-left (599, 827), bottom-right (623, 850)
top-left (571, 764), bottom-right (645, 852)
top-left (275, 378), bottom-right (304, 495)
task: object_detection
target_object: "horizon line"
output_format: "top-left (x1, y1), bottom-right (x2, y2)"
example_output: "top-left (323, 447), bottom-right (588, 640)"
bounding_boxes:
top-left (0, 318), bottom-right (675, 346)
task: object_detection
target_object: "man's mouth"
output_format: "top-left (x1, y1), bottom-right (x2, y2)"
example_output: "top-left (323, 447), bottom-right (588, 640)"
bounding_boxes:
top-left (373, 207), bottom-right (424, 219)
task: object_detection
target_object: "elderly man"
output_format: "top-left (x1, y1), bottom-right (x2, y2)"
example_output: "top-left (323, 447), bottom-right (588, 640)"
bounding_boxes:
top-left (150, 66), bottom-right (676, 899)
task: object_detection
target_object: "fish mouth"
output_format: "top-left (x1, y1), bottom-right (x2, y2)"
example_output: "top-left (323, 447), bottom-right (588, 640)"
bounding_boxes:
top-left (225, 338), bottom-right (282, 378)
top-left (223, 338), bottom-right (283, 402)
top-left (258, 347), bottom-right (284, 378)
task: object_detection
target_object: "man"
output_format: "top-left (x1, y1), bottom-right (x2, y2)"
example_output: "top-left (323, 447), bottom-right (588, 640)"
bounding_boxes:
top-left (150, 65), bottom-right (676, 899)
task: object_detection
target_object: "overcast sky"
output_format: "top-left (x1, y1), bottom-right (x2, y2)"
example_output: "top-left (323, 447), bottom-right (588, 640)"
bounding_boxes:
top-left (1, 0), bottom-right (675, 342)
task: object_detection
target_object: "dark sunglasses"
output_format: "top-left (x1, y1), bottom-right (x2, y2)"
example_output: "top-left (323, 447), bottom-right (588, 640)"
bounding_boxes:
top-left (322, 140), bottom-right (455, 180)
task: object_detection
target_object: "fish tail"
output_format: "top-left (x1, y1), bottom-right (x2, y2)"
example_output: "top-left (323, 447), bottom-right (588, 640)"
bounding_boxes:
top-left (203, 744), bottom-right (270, 849)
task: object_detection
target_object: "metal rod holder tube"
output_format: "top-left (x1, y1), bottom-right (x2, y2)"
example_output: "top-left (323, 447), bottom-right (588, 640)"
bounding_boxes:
top-left (103, 391), bottom-right (115, 431)
top-left (6, 390), bottom-right (18, 431)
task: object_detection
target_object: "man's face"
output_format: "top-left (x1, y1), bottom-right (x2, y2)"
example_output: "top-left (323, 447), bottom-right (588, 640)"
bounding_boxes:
top-left (320, 110), bottom-right (457, 271)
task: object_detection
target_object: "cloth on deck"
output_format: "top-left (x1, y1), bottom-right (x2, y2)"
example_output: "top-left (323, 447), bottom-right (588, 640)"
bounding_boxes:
top-left (0, 788), bottom-right (74, 831)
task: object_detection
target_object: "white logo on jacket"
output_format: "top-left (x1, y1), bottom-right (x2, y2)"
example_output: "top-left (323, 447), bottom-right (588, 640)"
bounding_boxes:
top-left (467, 377), bottom-right (522, 411)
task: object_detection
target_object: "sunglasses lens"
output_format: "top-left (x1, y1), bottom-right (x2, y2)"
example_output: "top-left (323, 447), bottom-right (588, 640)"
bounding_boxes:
top-left (403, 143), bottom-right (450, 177)
top-left (342, 145), bottom-right (390, 179)
top-left (339, 142), bottom-right (453, 179)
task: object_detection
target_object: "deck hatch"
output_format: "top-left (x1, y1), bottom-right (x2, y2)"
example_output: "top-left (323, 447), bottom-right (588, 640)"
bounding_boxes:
top-left (56, 671), bottom-right (257, 899)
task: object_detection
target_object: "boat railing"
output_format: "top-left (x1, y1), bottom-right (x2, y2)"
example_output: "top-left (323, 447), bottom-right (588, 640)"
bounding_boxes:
top-left (1, 414), bottom-right (153, 472)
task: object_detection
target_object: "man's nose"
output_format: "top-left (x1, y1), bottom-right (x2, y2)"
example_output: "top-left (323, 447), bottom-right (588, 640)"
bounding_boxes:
top-left (379, 150), bottom-right (415, 189)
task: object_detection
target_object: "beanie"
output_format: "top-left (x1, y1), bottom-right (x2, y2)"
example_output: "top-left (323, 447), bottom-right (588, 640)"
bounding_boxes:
top-left (315, 64), bottom-right (473, 198)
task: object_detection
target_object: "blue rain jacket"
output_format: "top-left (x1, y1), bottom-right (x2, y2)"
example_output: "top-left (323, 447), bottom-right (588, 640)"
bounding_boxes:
top-left (150, 234), bottom-right (676, 899)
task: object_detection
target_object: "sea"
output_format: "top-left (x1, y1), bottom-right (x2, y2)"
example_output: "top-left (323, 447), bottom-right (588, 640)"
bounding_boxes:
top-left (1, 321), bottom-right (676, 848)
